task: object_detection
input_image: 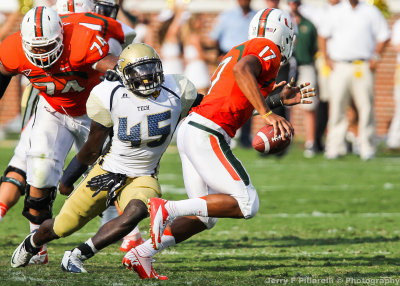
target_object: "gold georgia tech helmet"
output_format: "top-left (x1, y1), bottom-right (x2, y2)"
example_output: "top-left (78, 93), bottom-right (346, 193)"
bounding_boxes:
top-left (117, 43), bottom-right (164, 98)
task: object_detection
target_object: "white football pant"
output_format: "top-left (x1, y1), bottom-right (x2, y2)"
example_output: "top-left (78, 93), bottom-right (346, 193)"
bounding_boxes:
top-left (177, 112), bottom-right (259, 221)
top-left (26, 97), bottom-right (91, 188)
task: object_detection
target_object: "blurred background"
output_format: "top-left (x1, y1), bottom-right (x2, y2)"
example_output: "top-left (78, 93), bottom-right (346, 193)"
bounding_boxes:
top-left (0, 0), bottom-right (399, 159)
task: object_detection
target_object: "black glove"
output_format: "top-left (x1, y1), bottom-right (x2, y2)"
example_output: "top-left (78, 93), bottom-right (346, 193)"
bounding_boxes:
top-left (104, 69), bottom-right (120, 82)
top-left (87, 172), bottom-right (127, 207)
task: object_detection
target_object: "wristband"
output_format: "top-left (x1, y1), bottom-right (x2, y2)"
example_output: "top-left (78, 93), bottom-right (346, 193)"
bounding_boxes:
top-left (60, 156), bottom-right (88, 187)
top-left (266, 93), bottom-right (283, 109)
top-left (262, 111), bottom-right (273, 119)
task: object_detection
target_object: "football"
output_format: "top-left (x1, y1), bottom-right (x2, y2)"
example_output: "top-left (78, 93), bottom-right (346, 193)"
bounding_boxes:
top-left (252, 125), bottom-right (292, 154)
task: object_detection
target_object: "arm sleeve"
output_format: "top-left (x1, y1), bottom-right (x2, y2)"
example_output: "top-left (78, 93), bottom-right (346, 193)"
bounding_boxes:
top-left (0, 33), bottom-right (22, 74)
top-left (172, 74), bottom-right (203, 118)
top-left (71, 27), bottom-right (110, 65)
top-left (86, 84), bottom-right (113, 127)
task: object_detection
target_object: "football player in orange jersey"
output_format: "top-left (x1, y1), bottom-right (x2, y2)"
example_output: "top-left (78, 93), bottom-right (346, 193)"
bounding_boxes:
top-left (0, 5), bottom-right (118, 265)
top-left (121, 9), bottom-right (315, 279)
top-left (0, 0), bottom-right (139, 259)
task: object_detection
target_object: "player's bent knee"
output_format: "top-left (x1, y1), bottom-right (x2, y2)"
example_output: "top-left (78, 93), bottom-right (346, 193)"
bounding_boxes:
top-left (22, 186), bottom-right (57, 224)
top-left (53, 211), bottom-right (86, 238)
top-left (0, 166), bottom-right (27, 195)
top-left (120, 200), bottom-right (148, 225)
top-left (197, 216), bottom-right (218, 229)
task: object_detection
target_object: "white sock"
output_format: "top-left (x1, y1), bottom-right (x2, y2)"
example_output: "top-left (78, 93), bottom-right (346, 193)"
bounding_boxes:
top-left (30, 222), bottom-right (40, 233)
top-left (85, 238), bottom-right (99, 254)
top-left (125, 225), bottom-right (141, 239)
top-left (165, 197), bottom-right (208, 218)
top-left (30, 234), bottom-right (42, 249)
top-left (136, 233), bottom-right (176, 257)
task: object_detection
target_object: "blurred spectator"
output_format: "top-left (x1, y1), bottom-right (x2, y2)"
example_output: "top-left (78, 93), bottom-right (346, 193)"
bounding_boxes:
top-left (181, 13), bottom-right (211, 94)
top-left (129, 10), bottom-right (151, 44)
top-left (314, 0), bottom-right (341, 153)
top-left (209, 0), bottom-right (255, 57)
top-left (157, 5), bottom-right (186, 74)
top-left (208, 0), bottom-right (256, 148)
top-left (386, 18), bottom-right (400, 151)
top-left (320, 0), bottom-right (389, 160)
top-left (288, 0), bottom-right (318, 158)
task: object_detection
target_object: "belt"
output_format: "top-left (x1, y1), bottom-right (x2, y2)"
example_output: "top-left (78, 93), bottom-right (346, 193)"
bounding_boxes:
top-left (337, 59), bottom-right (368, 63)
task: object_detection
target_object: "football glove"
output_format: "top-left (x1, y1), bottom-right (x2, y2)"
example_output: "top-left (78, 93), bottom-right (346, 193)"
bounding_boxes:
top-left (104, 69), bottom-right (120, 81)
top-left (87, 172), bottom-right (127, 207)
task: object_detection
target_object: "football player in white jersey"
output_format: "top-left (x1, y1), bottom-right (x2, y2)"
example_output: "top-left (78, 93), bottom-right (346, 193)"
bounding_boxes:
top-left (11, 43), bottom-right (202, 279)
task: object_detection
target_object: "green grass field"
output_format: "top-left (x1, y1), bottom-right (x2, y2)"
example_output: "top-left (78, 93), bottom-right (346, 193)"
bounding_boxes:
top-left (0, 141), bottom-right (399, 285)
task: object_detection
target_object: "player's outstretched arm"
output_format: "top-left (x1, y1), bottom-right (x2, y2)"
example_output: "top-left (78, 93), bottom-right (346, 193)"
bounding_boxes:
top-left (59, 121), bottom-right (111, 195)
top-left (234, 54), bottom-right (293, 139)
top-left (93, 54), bottom-right (119, 73)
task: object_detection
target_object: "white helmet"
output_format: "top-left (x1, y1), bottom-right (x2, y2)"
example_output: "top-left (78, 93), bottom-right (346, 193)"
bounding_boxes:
top-left (94, 0), bottom-right (119, 19)
top-left (56, 0), bottom-right (94, 14)
top-left (21, 6), bottom-right (64, 69)
top-left (248, 8), bottom-right (295, 64)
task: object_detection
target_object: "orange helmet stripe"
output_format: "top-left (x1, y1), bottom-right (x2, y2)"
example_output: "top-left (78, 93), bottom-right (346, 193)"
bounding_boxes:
top-left (34, 6), bottom-right (44, 37)
top-left (257, 8), bottom-right (273, 38)
top-left (68, 0), bottom-right (75, 12)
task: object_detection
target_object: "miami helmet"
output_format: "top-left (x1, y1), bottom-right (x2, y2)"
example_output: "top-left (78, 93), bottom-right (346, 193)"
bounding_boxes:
top-left (116, 43), bottom-right (164, 98)
top-left (94, 0), bottom-right (119, 19)
top-left (248, 8), bottom-right (295, 64)
top-left (20, 6), bottom-right (64, 69)
top-left (56, 0), bottom-right (95, 14)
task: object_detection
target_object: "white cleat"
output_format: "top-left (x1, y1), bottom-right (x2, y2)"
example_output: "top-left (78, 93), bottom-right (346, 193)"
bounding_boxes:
top-left (11, 235), bottom-right (38, 268)
top-left (61, 249), bottom-right (87, 273)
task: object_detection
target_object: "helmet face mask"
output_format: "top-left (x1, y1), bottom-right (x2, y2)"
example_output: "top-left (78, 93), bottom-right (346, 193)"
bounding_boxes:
top-left (21, 6), bottom-right (64, 69)
top-left (56, 0), bottom-right (94, 14)
top-left (117, 43), bottom-right (164, 98)
top-left (94, 0), bottom-right (119, 19)
top-left (248, 8), bottom-right (295, 64)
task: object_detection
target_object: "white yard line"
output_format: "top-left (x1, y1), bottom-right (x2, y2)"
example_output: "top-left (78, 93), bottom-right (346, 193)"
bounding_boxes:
top-left (258, 211), bottom-right (400, 218)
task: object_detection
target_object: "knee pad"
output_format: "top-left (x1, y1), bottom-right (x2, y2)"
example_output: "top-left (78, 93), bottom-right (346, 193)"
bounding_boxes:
top-left (197, 216), bottom-right (218, 229)
top-left (0, 166), bottom-right (27, 195)
top-left (22, 186), bottom-right (57, 224)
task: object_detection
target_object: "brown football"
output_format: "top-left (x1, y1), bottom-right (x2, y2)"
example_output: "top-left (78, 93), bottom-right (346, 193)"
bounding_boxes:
top-left (252, 125), bottom-right (292, 154)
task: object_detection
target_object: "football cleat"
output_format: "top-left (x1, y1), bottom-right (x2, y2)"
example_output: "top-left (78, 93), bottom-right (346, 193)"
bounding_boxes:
top-left (120, 236), bottom-right (145, 252)
top-left (122, 248), bottom-right (167, 280)
top-left (61, 249), bottom-right (87, 273)
top-left (148, 198), bottom-right (171, 250)
top-left (29, 244), bottom-right (49, 265)
top-left (11, 235), bottom-right (40, 268)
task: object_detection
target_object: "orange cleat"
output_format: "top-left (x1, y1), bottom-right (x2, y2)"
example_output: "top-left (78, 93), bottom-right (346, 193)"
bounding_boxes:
top-left (122, 248), bottom-right (168, 280)
top-left (148, 198), bottom-right (170, 250)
